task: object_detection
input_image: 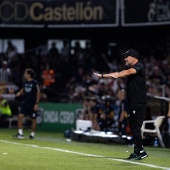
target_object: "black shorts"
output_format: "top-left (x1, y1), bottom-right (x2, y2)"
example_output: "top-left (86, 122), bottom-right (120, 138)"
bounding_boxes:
top-left (20, 102), bottom-right (37, 119)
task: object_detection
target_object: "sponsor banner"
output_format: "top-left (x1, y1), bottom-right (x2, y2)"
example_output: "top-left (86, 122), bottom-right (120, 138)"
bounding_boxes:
top-left (121, 0), bottom-right (170, 26)
top-left (0, 0), bottom-right (119, 28)
top-left (37, 102), bottom-right (82, 132)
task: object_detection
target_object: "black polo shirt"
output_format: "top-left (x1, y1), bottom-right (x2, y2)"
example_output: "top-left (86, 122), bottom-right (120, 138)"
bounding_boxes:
top-left (126, 62), bottom-right (147, 104)
top-left (23, 79), bottom-right (38, 103)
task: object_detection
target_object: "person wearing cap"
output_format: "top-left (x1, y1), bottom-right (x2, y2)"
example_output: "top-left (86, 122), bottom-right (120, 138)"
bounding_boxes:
top-left (93, 49), bottom-right (148, 160)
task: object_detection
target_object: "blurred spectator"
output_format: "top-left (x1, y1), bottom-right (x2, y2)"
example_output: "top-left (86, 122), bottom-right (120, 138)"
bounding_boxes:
top-left (9, 56), bottom-right (20, 85)
top-left (48, 42), bottom-right (59, 58)
top-left (60, 40), bottom-right (70, 62)
top-left (5, 40), bottom-right (17, 64)
top-left (72, 42), bottom-right (84, 66)
top-left (83, 42), bottom-right (95, 68)
top-left (71, 86), bottom-right (87, 103)
top-left (88, 78), bottom-right (109, 98)
top-left (41, 63), bottom-right (55, 87)
top-left (117, 89), bottom-right (130, 136)
top-left (48, 42), bottom-right (60, 66)
top-left (102, 53), bottom-right (118, 71)
top-left (97, 80), bottom-right (108, 98)
top-left (89, 97), bottom-right (103, 131)
top-left (0, 96), bottom-right (12, 127)
top-left (101, 96), bottom-right (115, 132)
top-left (0, 61), bottom-right (12, 85)
top-left (81, 97), bottom-right (92, 120)
top-left (66, 66), bottom-right (85, 88)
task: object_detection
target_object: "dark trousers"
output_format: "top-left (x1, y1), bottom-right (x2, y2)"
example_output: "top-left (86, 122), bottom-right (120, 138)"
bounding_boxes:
top-left (129, 103), bottom-right (147, 153)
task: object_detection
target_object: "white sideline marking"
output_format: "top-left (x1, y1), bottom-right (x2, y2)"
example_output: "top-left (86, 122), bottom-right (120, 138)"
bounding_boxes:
top-left (0, 140), bottom-right (170, 170)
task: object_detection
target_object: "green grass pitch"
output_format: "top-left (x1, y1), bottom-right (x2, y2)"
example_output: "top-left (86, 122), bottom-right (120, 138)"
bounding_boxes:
top-left (0, 129), bottom-right (170, 170)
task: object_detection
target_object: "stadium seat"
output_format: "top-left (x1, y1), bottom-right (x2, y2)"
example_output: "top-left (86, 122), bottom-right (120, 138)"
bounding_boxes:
top-left (141, 116), bottom-right (165, 147)
top-left (76, 120), bottom-right (92, 131)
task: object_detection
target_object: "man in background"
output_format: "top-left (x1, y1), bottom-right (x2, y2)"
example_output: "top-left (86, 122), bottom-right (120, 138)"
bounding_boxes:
top-left (14, 68), bottom-right (40, 139)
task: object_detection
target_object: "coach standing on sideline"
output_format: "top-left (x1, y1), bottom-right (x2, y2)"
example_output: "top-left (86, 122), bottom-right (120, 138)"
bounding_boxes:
top-left (93, 49), bottom-right (148, 160)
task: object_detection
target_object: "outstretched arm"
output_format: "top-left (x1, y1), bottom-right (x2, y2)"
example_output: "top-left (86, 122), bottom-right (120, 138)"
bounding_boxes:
top-left (93, 68), bottom-right (136, 79)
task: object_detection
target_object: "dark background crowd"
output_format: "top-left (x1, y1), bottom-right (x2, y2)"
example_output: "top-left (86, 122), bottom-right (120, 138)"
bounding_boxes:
top-left (0, 23), bottom-right (170, 146)
top-left (1, 26), bottom-right (170, 104)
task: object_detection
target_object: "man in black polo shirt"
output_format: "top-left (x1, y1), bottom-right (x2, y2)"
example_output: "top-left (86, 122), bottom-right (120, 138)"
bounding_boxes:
top-left (93, 49), bottom-right (148, 160)
top-left (14, 68), bottom-right (40, 139)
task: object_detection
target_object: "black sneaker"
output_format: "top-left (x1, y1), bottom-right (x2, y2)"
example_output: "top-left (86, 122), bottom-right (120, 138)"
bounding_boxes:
top-left (127, 153), bottom-right (141, 160)
top-left (13, 133), bottom-right (24, 139)
top-left (140, 150), bottom-right (148, 159)
top-left (29, 135), bottom-right (34, 139)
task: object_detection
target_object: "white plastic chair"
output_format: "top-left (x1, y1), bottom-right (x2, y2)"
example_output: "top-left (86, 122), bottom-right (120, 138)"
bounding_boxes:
top-left (141, 116), bottom-right (165, 147)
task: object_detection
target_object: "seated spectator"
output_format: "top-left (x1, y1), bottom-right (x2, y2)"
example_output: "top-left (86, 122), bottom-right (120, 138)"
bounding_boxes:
top-left (89, 96), bottom-right (104, 131)
top-left (102, 96), bottom-right (115, 132)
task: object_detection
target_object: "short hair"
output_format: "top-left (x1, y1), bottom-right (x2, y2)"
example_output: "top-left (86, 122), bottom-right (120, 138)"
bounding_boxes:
top-left (25, 68), bottom-right (34, 78)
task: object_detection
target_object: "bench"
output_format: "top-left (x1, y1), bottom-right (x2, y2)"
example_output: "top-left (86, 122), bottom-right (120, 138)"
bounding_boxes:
top-left (5, 116), bottom-right (32, 129)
